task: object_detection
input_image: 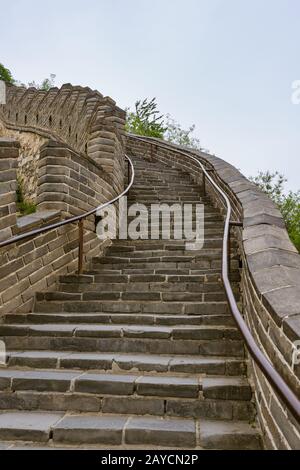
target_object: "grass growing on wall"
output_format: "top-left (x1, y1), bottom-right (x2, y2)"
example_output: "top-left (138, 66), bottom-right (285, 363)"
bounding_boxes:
top-left (16, 180), bottom-right (37, 216)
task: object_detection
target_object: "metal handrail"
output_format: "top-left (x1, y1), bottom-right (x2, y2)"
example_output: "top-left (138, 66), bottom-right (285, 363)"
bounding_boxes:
top-left (0, 155), bottom-right (135, 273)
top-left (129, 134), bottom-right (300, 422)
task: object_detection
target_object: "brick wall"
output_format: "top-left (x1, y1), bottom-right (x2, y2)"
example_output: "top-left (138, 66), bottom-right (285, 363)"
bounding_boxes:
top-left (0, 83), bottom-right (126, 196)
top-left (0, 138), bottom-right (18, 242)
top-left (0, 121), bottom-right (46, 203)
top-left (0, 82), bottom-right (126, 316)
top-left (127, 134), bottom-right (300, 450)
top-left (0, 138), bottom-right (112, 315)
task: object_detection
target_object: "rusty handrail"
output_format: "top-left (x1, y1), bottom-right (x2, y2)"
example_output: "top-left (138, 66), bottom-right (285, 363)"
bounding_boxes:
top-left (129, 133), bottom-right (300, 422)
top-left (0, 155), bottom-right (135, 275)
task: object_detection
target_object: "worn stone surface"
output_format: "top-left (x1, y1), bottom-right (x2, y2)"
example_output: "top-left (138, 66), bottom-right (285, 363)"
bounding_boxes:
top-left (202, 377), bottom-right (252, 401)
top-left (52, 415), bottom-right (127, 445)
top-left (0, 411), bottom-right (63, 442)
top-left (199, 420), bottom-right (262, 450)
top-left (136, 376), bottom-right (199, 398)
top-left (125, 417), bottom-right (196, 447)
top-left (75, 373), bottom-right (136, 395)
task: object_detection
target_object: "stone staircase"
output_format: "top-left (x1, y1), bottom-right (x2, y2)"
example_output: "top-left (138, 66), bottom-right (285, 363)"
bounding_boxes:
top-left (0, 155), bottom-right (262, 449)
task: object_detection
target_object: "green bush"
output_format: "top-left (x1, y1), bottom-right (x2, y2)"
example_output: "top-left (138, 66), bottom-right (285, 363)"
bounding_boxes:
top-left (250, 171), bottom-right (300, 252)
top-left (126, 97), bottom-right (203, 150)
top-left (0, 63), bottom-right (14, 84)
top-left (126, 98), bottom-right (167, 138)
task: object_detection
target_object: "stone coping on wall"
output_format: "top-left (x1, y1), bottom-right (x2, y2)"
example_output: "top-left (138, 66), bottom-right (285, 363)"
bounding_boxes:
top-left (15, 210), bottom-right (61, 234)
top-left (127, 134), bottom-right (300, 346)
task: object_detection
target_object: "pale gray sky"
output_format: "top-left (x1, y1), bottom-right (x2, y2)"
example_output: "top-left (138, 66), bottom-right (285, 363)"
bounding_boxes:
top-left (1, 0), bottom-right (299, 190)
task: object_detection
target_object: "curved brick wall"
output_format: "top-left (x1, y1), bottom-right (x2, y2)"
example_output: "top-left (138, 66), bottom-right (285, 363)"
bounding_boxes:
top-left (0, 83), bottom-right (127, 316)
top-left (0, 83), bottom-right (126, 196)
top-left (126, 134), bottom-right (300, 450)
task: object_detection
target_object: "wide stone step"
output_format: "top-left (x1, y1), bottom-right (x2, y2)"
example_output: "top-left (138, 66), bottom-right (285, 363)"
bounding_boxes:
top-left (83, 268), bottom-right (228, 278)
top-left (0, 390), bottom-right (255, 421)
top-left (127, 196), bottom-right (209, 202)
top-left (0, 411), bottom-right (261, 449)
top-left (5, 351), bottom-right (246, 375)
top-left (0, 368), bottom-right (251, 400)
top-left (4, 312), bottom-right (235, 327)
top-left (0, 372), bottom-right (253, 419)
top-left (0, 323), bottom-right (241, 341)
top-left (100, 248), bottom-right (223, 258)
top-left (59, 272), bottom-right (222, 284)
top-left (90, 261), bottom-right (224, 271)
top-left (82, 268), bottom-right (238, 279)
top-left (91, 260), bottom-right (225, 271)
top-left (109, 239), bottom-right (231, 251)
top-left (34, 300), bottom-right (231, 315)
top-left (2, 333), bottom-right (244, 356)
top-left (57, 282), bottom-right (229, 296)
top-left (35, 291), bottom-right (229, 302)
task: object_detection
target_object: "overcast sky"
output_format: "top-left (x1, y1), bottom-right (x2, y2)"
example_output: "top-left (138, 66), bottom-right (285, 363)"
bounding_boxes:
top-left (1, 0), bottom-right (299, 190)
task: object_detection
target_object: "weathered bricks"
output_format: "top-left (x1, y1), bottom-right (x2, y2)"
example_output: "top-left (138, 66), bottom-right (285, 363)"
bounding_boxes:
top-left (0, 138), bottom-right (18, 241)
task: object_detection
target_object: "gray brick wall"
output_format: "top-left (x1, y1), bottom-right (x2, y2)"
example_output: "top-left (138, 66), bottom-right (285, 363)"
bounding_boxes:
top-left (0, 138), bottom-right (18, 242)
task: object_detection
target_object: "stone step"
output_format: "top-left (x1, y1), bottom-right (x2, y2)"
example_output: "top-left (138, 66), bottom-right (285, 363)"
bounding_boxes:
top-left (35, 290), bottom-right (230, 303)
top-left (90, 262), bottom-right (224, 272)
top-left (0, 390), bottom-right (255, 421)
top-left (109, 240), bottom-right (236, 251)
top-left (81, 268), bottom-right (239, 280)
top-left (83, 268), bottom-right (227, 277)
top-left (0, 411), bottom-right (261, 448)
top-left (0, 323), bottom-right (241, 341)
top-left (4, 312), bottom-right (235, 327)
top-left (0, 368), bottom-right (251, 401)
top-left (91, 257), bottom-right (225, 266)
top-left (127, 196), bottom-right (208, 202)
top-left (0, 372), bottom-right (254, 419)
top-left (104, 250), bottom-right (225, 259)
top-left (59, 273), bottom-right (222, 284)
top-left (109, 240), bottom-right (229, 250)
top-left (57, 282), bottom-right (229, 295)
top-left (91, 260), bottom-right (225, 270)
top-left (126, 209), bottom-right (221, 215)
top-left (198, 419), bottom-right (262, 450)
top-left (2, 333), bottom-right (244, 357)
top-left (34, 300), bottom-right (231, 315)
top-left (5, 351), bottom-right (246, 375)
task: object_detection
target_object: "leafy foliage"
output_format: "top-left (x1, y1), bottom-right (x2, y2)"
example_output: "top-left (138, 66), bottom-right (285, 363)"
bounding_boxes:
top-left (250, 171), bottom-right (287, 205)
top-left (164, 114), bottom-right (202, 150)
top-left (28, 73), bottom-right (56, 91)
top-left (126, 98), bottom-right (167, 138)
top-left (250, 171), bottom-right (300, 252)
top-left (126, 98), bottom-right (202, 150)
top-left (0, 63), bottom-right (14, 83)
